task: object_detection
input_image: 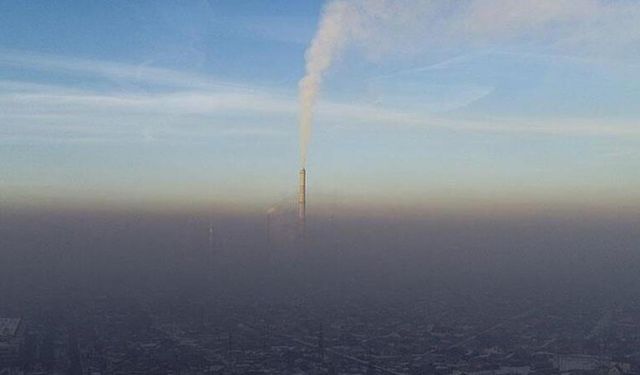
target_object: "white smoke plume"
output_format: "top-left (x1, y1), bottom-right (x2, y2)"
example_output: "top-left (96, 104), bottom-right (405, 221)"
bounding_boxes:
top-left (298, 0), bottom-right (354, 168)
top-left (299, 0), bottom-right (640, 167)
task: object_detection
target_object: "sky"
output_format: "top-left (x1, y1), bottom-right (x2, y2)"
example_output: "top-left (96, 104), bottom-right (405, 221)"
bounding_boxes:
top-left (1, 0), bottom-right (640, 214)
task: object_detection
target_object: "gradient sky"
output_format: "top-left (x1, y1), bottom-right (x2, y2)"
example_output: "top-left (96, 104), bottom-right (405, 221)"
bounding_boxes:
top-left (1, 0), bottom-right (640, 213)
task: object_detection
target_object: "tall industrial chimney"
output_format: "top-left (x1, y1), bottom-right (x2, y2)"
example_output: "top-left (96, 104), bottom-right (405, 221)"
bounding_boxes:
top-left (298, 168), bottom-right (306, 236)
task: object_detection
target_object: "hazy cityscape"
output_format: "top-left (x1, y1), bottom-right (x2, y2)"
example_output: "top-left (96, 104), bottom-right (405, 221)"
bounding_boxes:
top-left (2, 210), bottom-right (640, 374)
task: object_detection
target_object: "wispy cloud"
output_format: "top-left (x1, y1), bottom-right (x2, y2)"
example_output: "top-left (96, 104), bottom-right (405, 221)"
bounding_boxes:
top-left (346, 0), bottom-right (640, 60)
top-left (1, 49), bottom-right (639, 145)
top-left (0, 49), bottom-right (249, 91)
top-left (3, 81), bottom-right (640, 145)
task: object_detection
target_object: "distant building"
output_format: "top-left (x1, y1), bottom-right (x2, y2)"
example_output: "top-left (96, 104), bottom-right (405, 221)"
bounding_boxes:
top-left (0, 318), bottom-right (24, 370)
top-left (0, 319), bottom-right (20, 339)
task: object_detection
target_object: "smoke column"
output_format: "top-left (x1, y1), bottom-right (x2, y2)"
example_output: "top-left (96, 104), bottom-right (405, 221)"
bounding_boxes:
top-left (298, 0), bottom-right (353, 168)
top-left (298, 0), bottom-right (611, 168)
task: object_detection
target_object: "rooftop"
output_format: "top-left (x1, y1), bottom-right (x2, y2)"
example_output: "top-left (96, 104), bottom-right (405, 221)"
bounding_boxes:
top-left (0, 318), bottom-right (21, 338)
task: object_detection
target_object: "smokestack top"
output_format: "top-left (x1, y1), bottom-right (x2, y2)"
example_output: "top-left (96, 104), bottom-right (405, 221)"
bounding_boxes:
top-left (298, 169), bottom-right (306, 210)
top-left (298, 168), bottom-right (306, 237)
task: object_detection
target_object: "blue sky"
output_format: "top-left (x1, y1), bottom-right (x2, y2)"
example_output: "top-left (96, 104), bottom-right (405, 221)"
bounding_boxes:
top-left (1, 0), bottom-right (639, 213)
